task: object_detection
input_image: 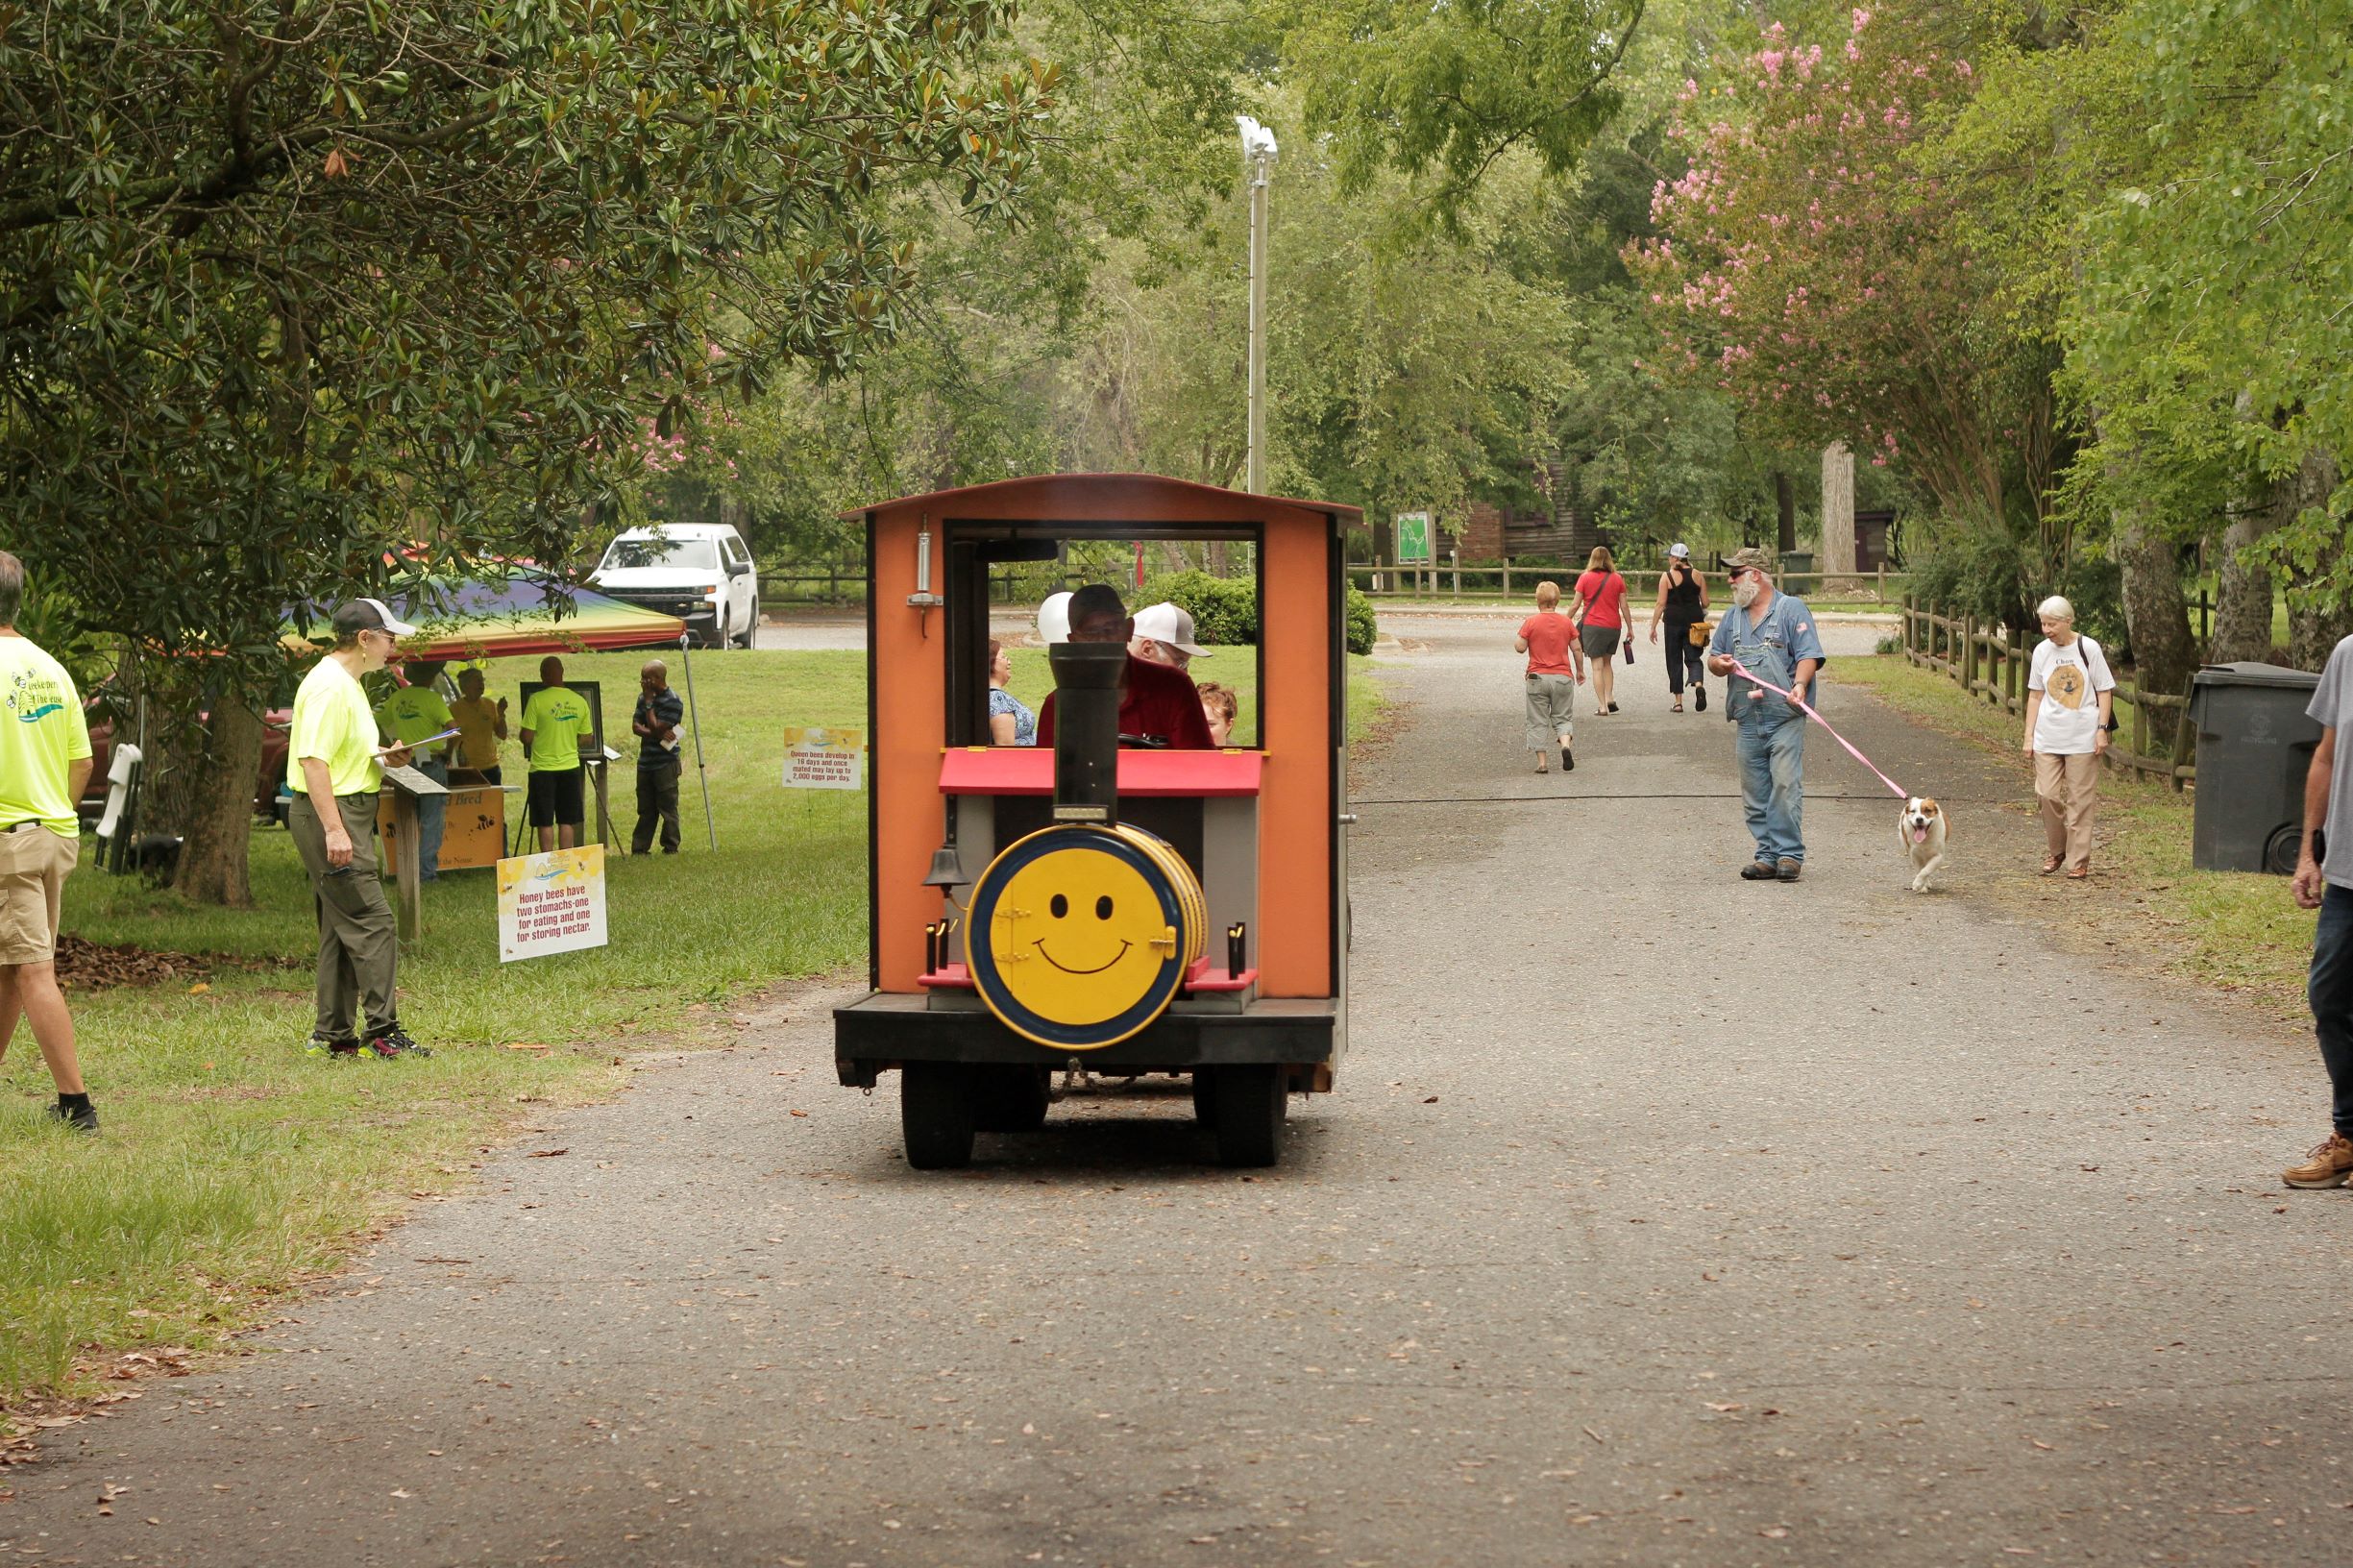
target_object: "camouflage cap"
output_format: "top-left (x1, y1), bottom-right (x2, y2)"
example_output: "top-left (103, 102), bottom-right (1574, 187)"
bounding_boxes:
top-left (1719, 546), bottom-right (1777, 575)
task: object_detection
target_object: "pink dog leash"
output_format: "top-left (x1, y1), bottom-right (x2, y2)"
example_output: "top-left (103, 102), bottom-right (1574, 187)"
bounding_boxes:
top-left (1728, 660), bottom-right (1909, 800)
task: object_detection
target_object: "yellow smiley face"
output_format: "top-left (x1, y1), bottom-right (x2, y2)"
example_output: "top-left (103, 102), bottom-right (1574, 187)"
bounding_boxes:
top-left (986, 845), bottom-right (1174, 1033)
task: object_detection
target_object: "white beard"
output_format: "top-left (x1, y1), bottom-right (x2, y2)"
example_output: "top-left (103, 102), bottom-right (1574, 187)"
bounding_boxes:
top-left (1732, 578), bottom-right (1762, 608)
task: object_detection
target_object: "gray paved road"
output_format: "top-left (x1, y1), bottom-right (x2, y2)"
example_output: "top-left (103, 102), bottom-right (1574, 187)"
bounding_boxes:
top-left (9, 618), bottom-right (2347, 1567)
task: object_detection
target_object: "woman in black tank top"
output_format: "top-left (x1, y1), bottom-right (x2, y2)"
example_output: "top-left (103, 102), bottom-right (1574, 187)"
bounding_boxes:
top-left (1649, 550), bottom-right (1710, 712)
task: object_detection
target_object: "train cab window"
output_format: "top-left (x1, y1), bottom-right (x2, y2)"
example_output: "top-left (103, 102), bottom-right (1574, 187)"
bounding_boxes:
top-left (947, 533), bottom-right (1263, 750)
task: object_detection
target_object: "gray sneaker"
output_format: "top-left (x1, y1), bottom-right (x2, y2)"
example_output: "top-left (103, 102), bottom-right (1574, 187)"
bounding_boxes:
top-left (1776, 858), bottom-right (1802, 882)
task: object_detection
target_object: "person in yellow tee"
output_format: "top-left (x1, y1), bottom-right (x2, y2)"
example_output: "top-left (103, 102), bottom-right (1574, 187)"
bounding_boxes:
top-left (0, 551), bottom-right (99, 1131)
top-left (448, 667), bottom-right (508, 783)
top-left (519, 655), bottom-right (594, 851)
top-left (287, 598), bottom-right (424, 1061)
top-left (375, 660), bottom-right (455, 881)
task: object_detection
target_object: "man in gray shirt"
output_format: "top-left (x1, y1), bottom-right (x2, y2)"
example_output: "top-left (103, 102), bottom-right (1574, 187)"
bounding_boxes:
top-left (2285, 633), bottom-right (2353, 1187)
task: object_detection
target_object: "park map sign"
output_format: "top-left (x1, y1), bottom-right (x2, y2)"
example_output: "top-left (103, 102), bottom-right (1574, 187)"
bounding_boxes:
top-left (1395, 511), bottom-right (1433, 564)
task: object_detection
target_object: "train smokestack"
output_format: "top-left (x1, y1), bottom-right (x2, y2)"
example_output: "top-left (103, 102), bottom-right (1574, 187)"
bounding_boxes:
top-left (1049, 641), bottom-right (1126, 824)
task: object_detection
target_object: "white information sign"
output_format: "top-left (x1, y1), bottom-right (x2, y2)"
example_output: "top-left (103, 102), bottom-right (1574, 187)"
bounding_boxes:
top-left (781, 726), bottom-right (865, 791)
top-left (497, 845), bottom-right (609, 964)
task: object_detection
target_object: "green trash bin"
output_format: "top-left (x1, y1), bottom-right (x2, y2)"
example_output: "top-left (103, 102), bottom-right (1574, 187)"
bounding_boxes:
top-left (2188, 661), bottom-right (2323, 873)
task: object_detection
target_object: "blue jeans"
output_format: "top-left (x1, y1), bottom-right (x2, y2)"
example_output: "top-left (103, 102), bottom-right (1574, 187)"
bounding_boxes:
top-left (1736, 718), bottom-right (1805, 864)
top-left (413, 757), bottom-right (448, 880)
top-left (2312, 884), bottom-right (2353, 1135)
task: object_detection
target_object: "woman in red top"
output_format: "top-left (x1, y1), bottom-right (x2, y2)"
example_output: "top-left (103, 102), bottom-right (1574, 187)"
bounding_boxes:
top-left (1573, 545), bottom-right (1630, 717)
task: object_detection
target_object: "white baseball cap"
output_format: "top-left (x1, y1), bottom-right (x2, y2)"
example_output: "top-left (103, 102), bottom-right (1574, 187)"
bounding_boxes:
top-left (332, 597), bottom-right (420, 638)
top-left (1036, 591), bottom-right (1072, 645)
top-left (1668, 542), bottom-right (1691, 560)
top-left (1133, 601), bottom-right (1210, 657)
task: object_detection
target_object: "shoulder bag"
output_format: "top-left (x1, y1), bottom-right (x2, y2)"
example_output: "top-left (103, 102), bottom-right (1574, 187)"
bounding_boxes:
top-left (2076, 636), bottom-right (2120, 734)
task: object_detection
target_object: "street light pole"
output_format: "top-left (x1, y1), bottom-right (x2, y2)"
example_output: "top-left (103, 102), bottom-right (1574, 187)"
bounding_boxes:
top-left (1238, 116), bottom-right (1278, 495)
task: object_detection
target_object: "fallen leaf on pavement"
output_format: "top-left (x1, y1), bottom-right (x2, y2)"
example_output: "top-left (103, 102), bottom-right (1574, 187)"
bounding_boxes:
top-left (528, 1148), bottom-right (569, 1158)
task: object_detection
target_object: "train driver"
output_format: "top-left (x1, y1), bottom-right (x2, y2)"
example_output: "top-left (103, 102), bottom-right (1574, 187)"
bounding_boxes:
top-left (1034, 584), bottom-right (1215, 749)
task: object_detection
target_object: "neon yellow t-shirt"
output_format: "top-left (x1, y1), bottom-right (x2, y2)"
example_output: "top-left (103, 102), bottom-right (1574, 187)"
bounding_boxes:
top-left (0, 635), bottom-right (93, 837)
top-left (376, 683), bottom-right (454, 760)
top-left (521, 685), bottom-right (591, 772)
top-left (287, 657), bottom-right (382, 796)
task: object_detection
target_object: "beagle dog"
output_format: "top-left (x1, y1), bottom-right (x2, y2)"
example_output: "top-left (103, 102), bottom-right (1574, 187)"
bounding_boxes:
top-left (1900, 796), bottom-right (1949, 894)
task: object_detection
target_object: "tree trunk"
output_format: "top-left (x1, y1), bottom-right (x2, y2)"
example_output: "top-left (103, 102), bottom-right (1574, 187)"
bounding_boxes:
top-left (171, 689), bottom-right (264, 907)
top-left (2283, 446), bottom-right (2353, 671)
top-left (2112, 498), bottom-right (2196, 746)
top-left (2209, 500), bottom-right (2277, 665)
top-left (1774, 469), bottom-right (1798, 555)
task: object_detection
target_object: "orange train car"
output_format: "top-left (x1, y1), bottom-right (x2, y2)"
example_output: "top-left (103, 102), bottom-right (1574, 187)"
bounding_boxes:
top-left (831, 474), bottom-right (1360, 1168)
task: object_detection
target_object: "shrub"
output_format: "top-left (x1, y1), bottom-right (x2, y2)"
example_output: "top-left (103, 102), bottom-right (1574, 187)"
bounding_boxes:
top-left (1344, 584), bottom-right (1378, 655)
top-left (1141, 571), bottom-right (1259, 647)
top-left (1909, 518), bottom-right (2032, 629)
top-left (1137, 570), bottom-right (1378, 655)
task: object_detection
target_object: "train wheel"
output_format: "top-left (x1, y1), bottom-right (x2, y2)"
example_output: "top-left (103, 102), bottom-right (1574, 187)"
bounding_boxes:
top-left (900, 1062), bottom-right (976, 1169)
top-left (973, 1066), bottom-right (1051, 1133)
top-left (1207, 1065), bottom-right (1285, 1168)
top-left (1190, 1072), bottom-right (1213, 1123)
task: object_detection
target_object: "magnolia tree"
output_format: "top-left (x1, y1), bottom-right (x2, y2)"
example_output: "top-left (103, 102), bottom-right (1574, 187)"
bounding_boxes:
top-left (1630, 7), bottom-right (2062, 585)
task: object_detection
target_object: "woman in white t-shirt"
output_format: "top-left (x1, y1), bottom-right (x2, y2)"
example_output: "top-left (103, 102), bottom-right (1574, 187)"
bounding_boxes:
top-left (2021, 595), bottom-right (2117, 879)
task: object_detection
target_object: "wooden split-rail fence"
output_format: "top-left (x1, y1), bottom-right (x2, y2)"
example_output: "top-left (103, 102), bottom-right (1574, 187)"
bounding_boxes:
top-left (1900, 599), bottom-right (2195, 790)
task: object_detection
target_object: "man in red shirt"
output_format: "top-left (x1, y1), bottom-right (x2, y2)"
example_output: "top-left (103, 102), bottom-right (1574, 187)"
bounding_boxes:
top-left (1516, 579), bottom-right (1583, 773)
top-left (1036, 585), bottom-right (1216, 749)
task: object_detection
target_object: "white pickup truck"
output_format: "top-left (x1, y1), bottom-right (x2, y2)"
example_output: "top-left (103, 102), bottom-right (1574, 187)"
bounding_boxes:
top-left (589, 522), bottom-right (760, 649)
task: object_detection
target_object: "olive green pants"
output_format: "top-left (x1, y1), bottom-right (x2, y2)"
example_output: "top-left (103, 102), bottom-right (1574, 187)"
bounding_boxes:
top-left (288, 792), bottom-right (399, 1042)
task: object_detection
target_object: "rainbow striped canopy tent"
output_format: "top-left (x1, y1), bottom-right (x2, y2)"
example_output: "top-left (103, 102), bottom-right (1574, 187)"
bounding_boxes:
top-left (284, 568), bottom-right (716, 847)
top-left (283, 570), bottom-right (687, 659)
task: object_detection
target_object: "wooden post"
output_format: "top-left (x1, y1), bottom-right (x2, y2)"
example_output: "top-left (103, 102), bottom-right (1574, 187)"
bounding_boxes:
top-left (591, 758), bottom-right (616, 849)
top-left (1502, 557), bottom-right (1511, 600)
top-left (1452, 549), bottom-right (1460, 599)
top-left (1961, 612), bottom-right (1976, 695)
top-left (2169, 686), bottom-right (2195, 791)
top-left (389, 789), bottom-right (422, 943)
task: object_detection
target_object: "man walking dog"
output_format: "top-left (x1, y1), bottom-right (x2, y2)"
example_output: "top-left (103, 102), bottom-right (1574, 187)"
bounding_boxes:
top-left (1705, 548), bottom-right (1825, 882)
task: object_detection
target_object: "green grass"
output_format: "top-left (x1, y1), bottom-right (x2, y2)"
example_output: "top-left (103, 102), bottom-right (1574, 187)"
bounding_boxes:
top-left (1837, 654), bottom-right (2316, 1014)
top-left (1, 643), bottom-right (1386, 1405)
top-left (1, 647), bottom-right (867, 1403)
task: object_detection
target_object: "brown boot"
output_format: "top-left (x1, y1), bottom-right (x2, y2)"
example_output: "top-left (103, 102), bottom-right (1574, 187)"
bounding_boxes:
top-left (2283, 1133), bottom-right (2353, 1188)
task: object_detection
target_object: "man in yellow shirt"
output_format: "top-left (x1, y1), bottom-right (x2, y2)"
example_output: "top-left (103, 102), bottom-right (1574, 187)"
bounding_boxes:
top-left (519, 655), bottom-right (593, 852)
top-left (448, 667), bottom-right (507, 783)
top-left (288, 598), bottom-right (422, 1061)
top-left (0, 552), bottom-right (99, 1130)
top-left (376, 660), bottom-right (455, 881)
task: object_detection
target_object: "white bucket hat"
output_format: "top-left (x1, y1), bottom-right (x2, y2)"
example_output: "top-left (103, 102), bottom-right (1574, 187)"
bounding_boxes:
top-left (1036, 591), bottom-right (1072, 645)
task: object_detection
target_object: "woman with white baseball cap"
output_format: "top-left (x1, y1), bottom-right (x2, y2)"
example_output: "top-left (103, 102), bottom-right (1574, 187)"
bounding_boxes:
top-left (286, 597), bottom-right (428, 1061)
top-left (1648, 542), bottom-right (1710, 714)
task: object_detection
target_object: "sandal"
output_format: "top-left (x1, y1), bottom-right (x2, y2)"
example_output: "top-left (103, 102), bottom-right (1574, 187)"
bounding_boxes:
top-left (2040, 854), bottom-right (2064, 875)
top-left (1671, 700), bottom-right (1684, 713)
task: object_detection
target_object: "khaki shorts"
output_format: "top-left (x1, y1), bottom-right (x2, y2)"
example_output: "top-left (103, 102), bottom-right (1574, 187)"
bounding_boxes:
top-left (0, 824), bottom-right (76, 967)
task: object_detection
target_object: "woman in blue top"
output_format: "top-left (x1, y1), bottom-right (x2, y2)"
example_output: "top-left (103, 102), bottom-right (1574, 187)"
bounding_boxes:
top-left (987, 639), bottom-right (1036, 746)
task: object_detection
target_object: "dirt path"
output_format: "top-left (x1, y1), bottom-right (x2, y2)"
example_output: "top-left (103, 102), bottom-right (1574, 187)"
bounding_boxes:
top-left (5, 618), bottom-right (2343, 1568)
